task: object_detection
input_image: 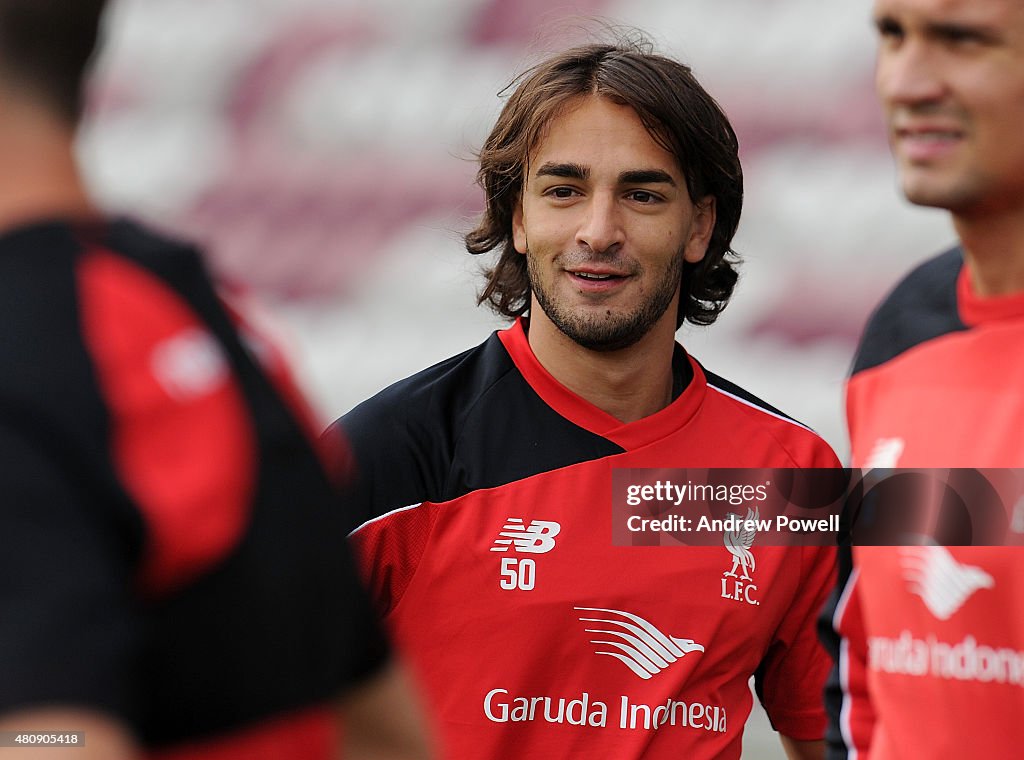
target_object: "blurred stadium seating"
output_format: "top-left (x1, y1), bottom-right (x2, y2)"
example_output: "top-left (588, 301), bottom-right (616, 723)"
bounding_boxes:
top-left (80, 0), bottom-right (955, 459)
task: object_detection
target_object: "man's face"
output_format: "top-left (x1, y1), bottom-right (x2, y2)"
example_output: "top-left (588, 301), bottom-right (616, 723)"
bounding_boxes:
top-left (874, 0), bottom-right (1024, 215)
top-left (512, 96), bottom-right (714, 352)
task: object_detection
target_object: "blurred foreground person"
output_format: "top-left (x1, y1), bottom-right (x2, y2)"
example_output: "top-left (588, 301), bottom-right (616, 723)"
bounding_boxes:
top-left (331, 39), bottom-right (838, 760)
top-left (822, 0), bottom-right (1024, 757)
top-left (0, 2), bottom-right (430, 758)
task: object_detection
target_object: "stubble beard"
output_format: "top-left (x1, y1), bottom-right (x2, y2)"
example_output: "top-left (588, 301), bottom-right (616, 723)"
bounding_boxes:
top-left (900, 165), bottom-right (986, 214)
top-left (899, 167), bottom-right (1020, 218)
top-left (527, 249), bottom-right (685, 352)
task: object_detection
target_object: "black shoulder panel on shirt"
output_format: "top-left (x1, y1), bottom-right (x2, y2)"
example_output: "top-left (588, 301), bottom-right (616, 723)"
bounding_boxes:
top-left (0, 221), bottom-right (145, 723)
top-left (852, 247), bottom-right (966, 376)
top-left (703, 366), bottom-right (808, 428)
top-left (0, 221), bottom-right (141, 540)
top-left (336, 331), bottom-right (624, 526)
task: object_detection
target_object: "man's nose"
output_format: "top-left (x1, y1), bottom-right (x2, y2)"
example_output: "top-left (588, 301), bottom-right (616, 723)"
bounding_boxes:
top-left (575, 193), bottom-right (625, 254)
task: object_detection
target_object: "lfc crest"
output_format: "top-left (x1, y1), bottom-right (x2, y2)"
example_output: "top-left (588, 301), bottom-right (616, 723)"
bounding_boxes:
top-left (721, 507), bottom-right (759, 606)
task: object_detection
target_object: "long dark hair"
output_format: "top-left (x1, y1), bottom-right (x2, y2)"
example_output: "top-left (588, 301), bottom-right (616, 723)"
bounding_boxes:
top-left (465, 39), bottom-right (743, 328)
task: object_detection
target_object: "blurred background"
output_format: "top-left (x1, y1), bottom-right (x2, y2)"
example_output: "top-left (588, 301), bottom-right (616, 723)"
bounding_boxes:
top-left (81, 0), bottom-right (953, 753)
top-left (81, 0), bottom-right (957, 458)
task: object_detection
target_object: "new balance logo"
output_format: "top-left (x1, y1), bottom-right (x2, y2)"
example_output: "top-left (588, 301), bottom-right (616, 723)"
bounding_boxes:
top-left (901, 546), bottom-right (994, 620)
top-left (865, 437), bottom-right (905, 468)
top-left (575, 607), bottom-right (704, 680)
top-left (490, 518), bottom-right (561, 554)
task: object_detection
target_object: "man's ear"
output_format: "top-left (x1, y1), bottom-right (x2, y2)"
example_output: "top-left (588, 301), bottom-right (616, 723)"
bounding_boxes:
top-left (512, 199), bottom-right (528, 254)
top-left (683, 195), bottom-right (716, 264)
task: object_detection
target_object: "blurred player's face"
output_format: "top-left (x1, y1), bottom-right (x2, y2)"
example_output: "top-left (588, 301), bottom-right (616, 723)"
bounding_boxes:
top-left (512, 96), bottom-right (714, 352)
top-left (874, 0), bottom-right (1024, 215)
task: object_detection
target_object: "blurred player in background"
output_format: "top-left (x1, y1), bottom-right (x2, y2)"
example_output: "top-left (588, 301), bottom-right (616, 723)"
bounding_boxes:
top-left (331, 39), bottom-right (838, 760)
top-left (822, 0), bottom-right (1024, 756)
top-left (0, 1), bottom-right (430, 758)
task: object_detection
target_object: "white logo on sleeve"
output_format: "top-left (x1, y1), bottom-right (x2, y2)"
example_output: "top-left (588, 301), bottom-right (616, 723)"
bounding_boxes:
top-left (865, 437), bottom-right (905, 468)
top-left (151, 328), bottom-right (229, 401)
top-left (490, 518), bottom-right (561, 554)
top-left (575, 607), bottom-right (704, 680)
top-left (901, 546), bottom-right (994, 620)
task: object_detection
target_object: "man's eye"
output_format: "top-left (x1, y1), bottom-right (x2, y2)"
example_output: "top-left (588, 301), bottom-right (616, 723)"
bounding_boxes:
top-left (876, 18), bottom-right (904, 42)
top-left (549, 187), bottom-right (577, 199)
top-left (628, 191), bottom-right (659, 204)
top-left (941, 27), bottom-right (982, 46)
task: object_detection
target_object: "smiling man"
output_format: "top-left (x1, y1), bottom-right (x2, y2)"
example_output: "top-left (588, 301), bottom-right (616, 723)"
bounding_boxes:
top-left (332, 40), bottom-right (838, 760)
top-left (822, 0), bottom-right (1024, 758)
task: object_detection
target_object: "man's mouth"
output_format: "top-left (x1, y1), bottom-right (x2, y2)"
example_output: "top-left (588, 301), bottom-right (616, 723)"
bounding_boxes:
top-left (892, 124), bottom-right (964, 162)
top-left (897, 129), bottom-right (962, 141)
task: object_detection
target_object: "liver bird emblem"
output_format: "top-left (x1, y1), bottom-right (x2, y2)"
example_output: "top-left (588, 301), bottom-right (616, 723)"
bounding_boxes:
top-left (724, 507), bottom-right (758, 581)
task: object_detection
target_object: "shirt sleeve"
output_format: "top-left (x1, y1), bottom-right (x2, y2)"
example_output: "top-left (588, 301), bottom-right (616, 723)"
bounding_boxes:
top-left (755, 544), bottom-right (838, 741)
top-left (0, 419), bottom-right (142, 724)
top-left (347, 497), bottom-right (439, 619)
top-left (820, 545), bottom-right (875, 758)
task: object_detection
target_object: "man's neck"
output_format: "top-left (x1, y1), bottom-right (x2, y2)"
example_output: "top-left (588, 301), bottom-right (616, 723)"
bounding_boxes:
top-left (954, 209), bottom-right (1024, 297)
top-left (525, 307), bottom-right (678, 424)
top-left (0, 98), bottom-right (95, 234)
